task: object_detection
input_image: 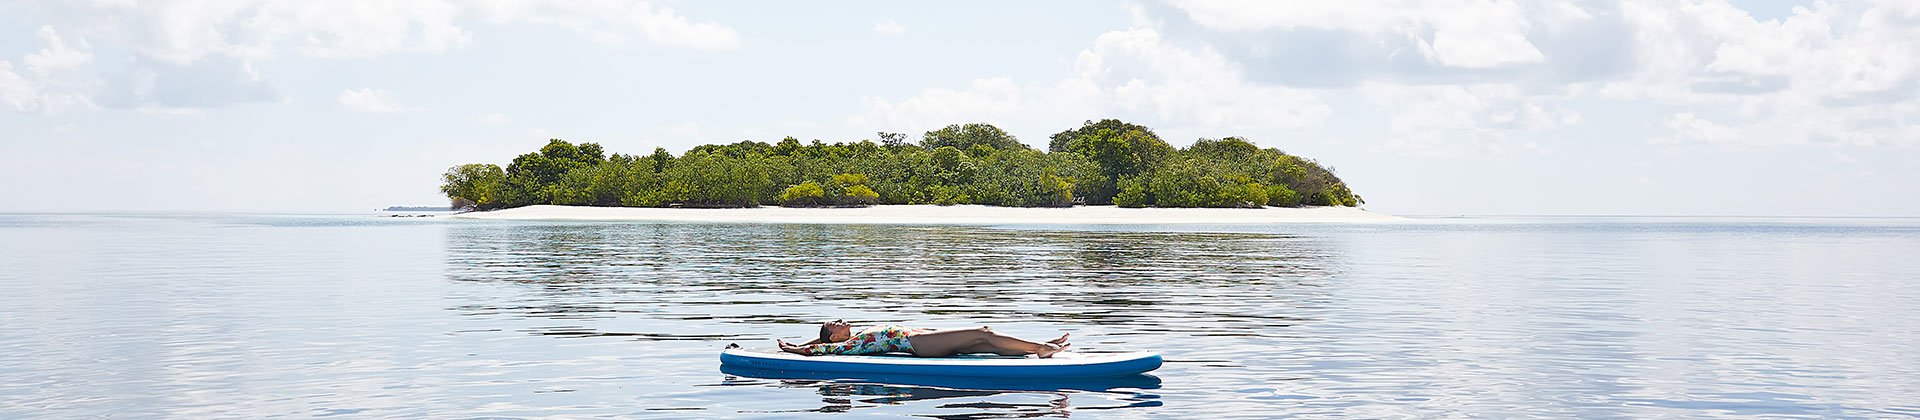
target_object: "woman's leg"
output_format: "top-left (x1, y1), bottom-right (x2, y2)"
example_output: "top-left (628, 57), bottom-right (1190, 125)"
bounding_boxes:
top-left (908, 328), bottom-right (1068, 358)
top-left (964, 333), bottom-right (1068, 353)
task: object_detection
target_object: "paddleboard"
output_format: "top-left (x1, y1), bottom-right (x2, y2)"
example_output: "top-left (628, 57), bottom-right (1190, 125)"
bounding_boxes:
top-left (719, 347), bottom-right (1162, 378)
top-left (721, 364), bottom-right (1162, 392)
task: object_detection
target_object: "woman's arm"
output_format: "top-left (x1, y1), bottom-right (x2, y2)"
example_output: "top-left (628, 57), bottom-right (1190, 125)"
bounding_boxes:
top-left (778, 338), bottom-right (860, 356)
top-left (777, 340), bottom-right (813, 355)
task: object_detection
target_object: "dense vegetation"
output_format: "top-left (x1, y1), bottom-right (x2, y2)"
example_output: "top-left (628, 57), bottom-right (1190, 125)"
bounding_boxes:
top-left (440, 120), bottom-right (1361, 210)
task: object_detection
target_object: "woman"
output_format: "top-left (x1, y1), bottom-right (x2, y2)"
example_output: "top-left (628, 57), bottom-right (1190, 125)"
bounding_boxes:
top-left (777, 319), bottom-right (1071, 358)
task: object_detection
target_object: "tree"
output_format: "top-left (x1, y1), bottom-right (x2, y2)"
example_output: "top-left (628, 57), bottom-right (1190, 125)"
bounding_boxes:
top-left (440, 163), bottom-right (505, 210)
top-left (927, 146), bottom-right (976, 186)
top-left (1142, 158), bottom-right (1268, 208)
top-left (443, 122), bottom-right (1363, 211)
top-left (1113, 176), bottom-right (1149, 208)
top-left (843, 185), bottom-right (880, 206)
top-left (778, 181), bottom-right (827, 207)
top-left (1063, 128), bottom-right (1172, 204)
top-left (826, 173), bottom-right (878, 206)
top-left (1267, 184), bottom-right (1301, 207)
top-left (1049, 119), bottom-right (1160, 153)
top-left (1186, 137), bottom-right (1260, 162)
top-left (921, 123), bottom-right (1029, 151)
top-left (877, 132), bottom-right (910, 148)
top-left (647, 147), bottom-right (673, 173)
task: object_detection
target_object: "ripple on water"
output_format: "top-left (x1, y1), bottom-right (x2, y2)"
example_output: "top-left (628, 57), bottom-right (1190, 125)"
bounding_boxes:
top-left (2, 215), bottom-right (1918, 418)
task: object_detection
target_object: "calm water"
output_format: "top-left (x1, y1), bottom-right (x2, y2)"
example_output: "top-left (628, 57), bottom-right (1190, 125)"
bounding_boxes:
top-left (3, 213), bottom-right (1918, 418)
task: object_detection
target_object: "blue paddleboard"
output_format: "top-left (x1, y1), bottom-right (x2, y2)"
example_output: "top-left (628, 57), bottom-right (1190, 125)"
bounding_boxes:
top-left (719, 347), bottom-right (1162, 378)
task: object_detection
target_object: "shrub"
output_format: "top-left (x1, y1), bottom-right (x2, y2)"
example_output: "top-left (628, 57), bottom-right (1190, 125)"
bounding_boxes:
top-left (930, 186), bottom-right (968, 206)
top-left (842, 185), bottom-right (880, 206)
top-left (1266, 184), bottom-right (1301, 207)
top-left (831, 173), bottom-right (870, 187)
top-left (1239, 183), bottom-right (1269, 208)
top-left (1114, 177), bottom-right (1149, 208)
top-left (778, 181), bottom-right (827, 207)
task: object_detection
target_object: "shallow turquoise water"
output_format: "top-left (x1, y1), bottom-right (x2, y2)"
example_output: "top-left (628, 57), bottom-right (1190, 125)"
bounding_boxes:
top-left (2, 213), bottom-right (1918, 418)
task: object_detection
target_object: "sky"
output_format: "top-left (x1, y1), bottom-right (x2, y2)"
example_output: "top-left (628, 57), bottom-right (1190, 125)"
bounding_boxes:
top-left (1, 0), bottom-right (1916, 216)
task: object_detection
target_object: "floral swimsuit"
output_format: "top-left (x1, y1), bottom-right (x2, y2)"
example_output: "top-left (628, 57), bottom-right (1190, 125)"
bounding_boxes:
top-left (807, 324), bottom-right (927, 355)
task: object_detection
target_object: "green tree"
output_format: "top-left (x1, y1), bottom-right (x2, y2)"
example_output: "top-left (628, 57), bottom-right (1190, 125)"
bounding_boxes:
top-left (440, 163), bottom-right (505, 210)
top-left (1049, 119), bottom-right (1160, 153)
top-left (660, 151), bottom-right (771, 207)
top-left (777, 181), bottom-right (827, 207)
top-left (921, 123), bottom-right (1029, 151)
top-left (843, 185), bottom-right (880, 206)
top-left (501, 139), bottom-right (608, 206)
top-left (1267, 184), bottom-right (1301, 207)
top-left (1144, 159), bottom-right (1265, 208)
top-left (551, 158), bottom-right (657, 207)
top-left (1063, 128), bottom-right (1172, 204)
top-left (647, 147), bottom-right (673, 173)
top-left (1186, 137), bottom-right (1260, 162)
top-left (877, 131), bottom-right (910, 148)
top-left (1113, 176), bottom-right (1149, 208)
top-left (443, 122), bottom-right (1362, 210)
top-left (825, 173), bottom-right (878, 206)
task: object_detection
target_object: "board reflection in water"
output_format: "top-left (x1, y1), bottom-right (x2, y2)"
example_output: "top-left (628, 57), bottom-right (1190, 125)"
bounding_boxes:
top-left (441, 222), bottom-right (1337, 416)
top-left (721, 365), bottom-right (1163, 416)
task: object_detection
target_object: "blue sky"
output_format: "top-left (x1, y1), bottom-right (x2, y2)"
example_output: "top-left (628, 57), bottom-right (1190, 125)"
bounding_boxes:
top-left (2, 1), bottom-right (1916, 216)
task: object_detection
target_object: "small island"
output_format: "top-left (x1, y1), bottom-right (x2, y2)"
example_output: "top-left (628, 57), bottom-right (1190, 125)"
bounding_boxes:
top-left (439, 120), bottom-right (1378, 222)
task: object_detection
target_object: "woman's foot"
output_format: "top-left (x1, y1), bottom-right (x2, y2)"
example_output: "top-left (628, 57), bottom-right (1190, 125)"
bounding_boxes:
top-left (1047, 333), bottom-right (1070, 346)
top-left (1036, 343), bottom-right (1071, 358)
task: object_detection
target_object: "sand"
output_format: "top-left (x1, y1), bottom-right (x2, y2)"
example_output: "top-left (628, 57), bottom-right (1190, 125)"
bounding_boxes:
top-left (449, 204), bottom-right (1405, 224)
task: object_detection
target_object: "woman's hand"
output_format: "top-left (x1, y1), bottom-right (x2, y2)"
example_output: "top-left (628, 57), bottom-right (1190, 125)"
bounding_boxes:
top-left (777, 339), bottom-right (809, 355)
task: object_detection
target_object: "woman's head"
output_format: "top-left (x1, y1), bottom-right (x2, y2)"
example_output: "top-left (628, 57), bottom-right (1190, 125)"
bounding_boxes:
top-left (818, 319), bottom-right (852, 342)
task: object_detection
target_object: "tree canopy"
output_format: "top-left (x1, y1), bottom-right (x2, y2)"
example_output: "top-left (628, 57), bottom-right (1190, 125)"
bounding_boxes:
top-left (921, 123), bottom-right (1029, 152)
top-left (440, 121), bottom-right (1362, 211)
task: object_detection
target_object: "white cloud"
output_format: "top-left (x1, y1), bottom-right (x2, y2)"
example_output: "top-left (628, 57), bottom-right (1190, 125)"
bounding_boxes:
top-left (1364, 83), bottom-right (1577, 155)
top-left (850, 77), bottom-right (1027, 133)
top-left (1073, 27), bottom-right (1330, 129)
top-left (338, 88), bottom-right (421, 113)
top-left (36, 0), bottom-right (472, 64)
top-left (854, 0), bottom-right (1919, 154)
top-left (1162, 0), bottom-right (1548, 68)
top-left (471, 1), bottom-right (740, 50)
top-left (0, 26), bottom-right (96, 113)
top-left (851, 26), bottom-right (1328, 140)
top-left (873, 20), bottom-right (906, 36)
top-left (1656, 112), bottom-right (1739, 145)
top-left (8, 0), bottom-right (741, 112)
top-left (94, 55), bottom-right (278, 111)
top-left (1417, 0), bottom-right (1546, 68)
top-left (1603, 0), bottom-right (1920, 147)
top-left (32, 0), bottom-right (738, 64)
top-left (1152, 0), bottom-right (1920, 149)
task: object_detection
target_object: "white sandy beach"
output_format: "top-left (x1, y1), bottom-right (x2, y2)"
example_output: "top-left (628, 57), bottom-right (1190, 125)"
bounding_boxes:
top-left (450, 204), bottom-right (1406, 224)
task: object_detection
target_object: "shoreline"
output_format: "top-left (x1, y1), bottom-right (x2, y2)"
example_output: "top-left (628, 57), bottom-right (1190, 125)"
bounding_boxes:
top-left (449, 204), bottom-right (1406, 224)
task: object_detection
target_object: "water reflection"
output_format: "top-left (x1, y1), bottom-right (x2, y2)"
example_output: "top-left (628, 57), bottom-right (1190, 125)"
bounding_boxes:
top-left (444, 222), bottom-right (1335, 416)
top-left (720, 366), bottom-right (1163, 417)
top-left (7, 214), bottom-right (1919, 417)
top-left (428, 220), bottom-right (1920, 417)
top-left (445, 223), bottom-right (1338, 335)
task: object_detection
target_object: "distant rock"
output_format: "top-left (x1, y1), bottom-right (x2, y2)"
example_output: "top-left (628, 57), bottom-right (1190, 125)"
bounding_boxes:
top-left (383, 206), bottom-right (453, 212)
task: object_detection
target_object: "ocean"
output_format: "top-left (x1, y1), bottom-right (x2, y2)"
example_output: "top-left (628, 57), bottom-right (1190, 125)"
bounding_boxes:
top-left (2, 213), bottom-right (1916, 418)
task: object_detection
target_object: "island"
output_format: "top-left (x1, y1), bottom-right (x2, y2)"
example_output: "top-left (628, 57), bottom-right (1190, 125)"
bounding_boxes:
top-left (439, 120), bottom-right (1387, 222)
